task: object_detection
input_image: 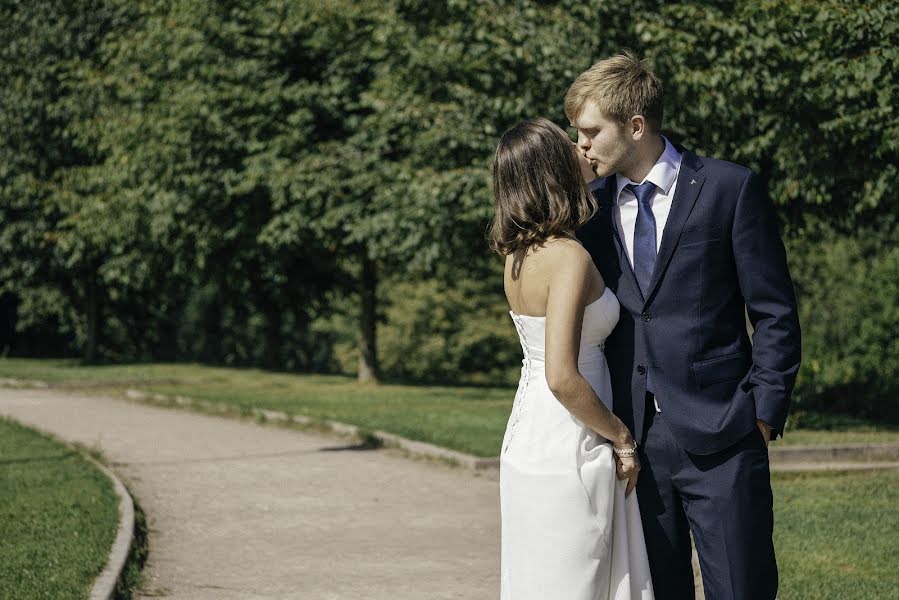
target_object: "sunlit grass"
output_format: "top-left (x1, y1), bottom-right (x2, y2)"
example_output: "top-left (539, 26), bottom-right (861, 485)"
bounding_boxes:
top-left (0, 417), bottom-right (119, 600)
top-left (0, 358), bottom-right (512, 456)
top-left (773, 469), bottom-right (899, 599)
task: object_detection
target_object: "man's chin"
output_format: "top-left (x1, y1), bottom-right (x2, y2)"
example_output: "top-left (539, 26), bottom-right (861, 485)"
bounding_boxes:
top-left (593, 164), bottom-right (615, 178)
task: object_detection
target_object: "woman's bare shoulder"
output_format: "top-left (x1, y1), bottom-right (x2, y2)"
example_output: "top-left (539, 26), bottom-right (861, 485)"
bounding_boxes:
top-left (541, 237), bottom-right (592, 267)
top-left (504, 237), bottom-right (592, 288)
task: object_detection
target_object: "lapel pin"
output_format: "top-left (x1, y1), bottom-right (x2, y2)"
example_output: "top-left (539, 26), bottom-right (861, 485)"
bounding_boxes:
top-left (690, 179), bottom-right (697, 185)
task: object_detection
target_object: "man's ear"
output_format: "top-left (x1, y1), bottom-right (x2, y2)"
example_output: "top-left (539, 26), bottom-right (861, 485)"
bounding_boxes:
top-left (629, 115), bottom-right (647, 141)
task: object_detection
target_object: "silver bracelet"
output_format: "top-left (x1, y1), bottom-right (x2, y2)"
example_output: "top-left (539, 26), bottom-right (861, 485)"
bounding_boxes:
top-left (612, 441), bottom-right (638, 458)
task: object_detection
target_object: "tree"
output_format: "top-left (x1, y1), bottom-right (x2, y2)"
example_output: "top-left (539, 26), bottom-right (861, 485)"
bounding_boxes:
top-left (77, 0), bottom-right (340, 366)
top-left (0, 0), bottom-right (126, 361)
top-left (641, 0), bottom-right (899, 233)
top-left (265, 0), bottom-right (611, 381)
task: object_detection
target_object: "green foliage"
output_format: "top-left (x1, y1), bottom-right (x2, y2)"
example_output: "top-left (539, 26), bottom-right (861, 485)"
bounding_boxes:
top-left (96, 1), bottom-right (346, 366)
top-left (307, 276), bottom-right (522, 385)
top-left (788, 229), bottom-right (899, 419)
top-left (378, 276), bottom-right (520, 385)
top-left (643, 0), bottom-right (899, 231)
top-left (329, 0), bottom-right (605, 271)
top-left (1, 0), bottom-right (896, 415)
top-left (0, 0), bottom-right (123, 359)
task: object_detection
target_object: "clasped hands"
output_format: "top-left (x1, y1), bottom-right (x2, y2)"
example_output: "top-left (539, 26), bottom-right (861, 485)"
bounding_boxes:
top-left (614, 451), bottom-right (640, 497)
top-left (756, 419), bottom-right (772, 446)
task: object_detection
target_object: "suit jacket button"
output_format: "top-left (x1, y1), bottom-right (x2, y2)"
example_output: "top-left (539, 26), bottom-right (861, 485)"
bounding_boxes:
top-left (637, 365), bottom-right (646, 375)
top-left (641, 312), bottom-right (652, 321)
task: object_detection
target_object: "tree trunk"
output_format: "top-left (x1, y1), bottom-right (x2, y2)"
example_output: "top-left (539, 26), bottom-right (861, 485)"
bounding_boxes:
top-left (201, 285), bottom-right (223, 363)
top-left (263, 303), bottom-right (282, 370)
top-left (357, 255), bottom-right (379, 383)
top-left (85, 270), bottom-right (100, 363)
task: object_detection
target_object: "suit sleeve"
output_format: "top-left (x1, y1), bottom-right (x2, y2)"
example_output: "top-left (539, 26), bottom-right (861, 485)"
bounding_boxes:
top-left (732, 172), bottom-right (801, 438)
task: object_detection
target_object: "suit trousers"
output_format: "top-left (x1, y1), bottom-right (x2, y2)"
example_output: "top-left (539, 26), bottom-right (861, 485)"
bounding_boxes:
top-left (636, 394), bottom-right (778, 600)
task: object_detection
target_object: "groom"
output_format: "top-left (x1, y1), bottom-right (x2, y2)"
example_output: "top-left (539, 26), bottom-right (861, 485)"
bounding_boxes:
top-left (570, 52), bottom-right (801, 599)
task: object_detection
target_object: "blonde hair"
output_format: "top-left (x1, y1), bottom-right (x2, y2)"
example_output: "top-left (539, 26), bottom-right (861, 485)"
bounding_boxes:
top-left (489, 118), bottom-right (597, 255)
top-left (564, 50), bottom-right (664, 131)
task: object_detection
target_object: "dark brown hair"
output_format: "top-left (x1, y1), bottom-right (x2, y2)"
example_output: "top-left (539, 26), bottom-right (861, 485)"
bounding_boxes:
top-left (489, 117), bottom-right (597, 255)
top-left (564, 50), bottom-right (664, 132)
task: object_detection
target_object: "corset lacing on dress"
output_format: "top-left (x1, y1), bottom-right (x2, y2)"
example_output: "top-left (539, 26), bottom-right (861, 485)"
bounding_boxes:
top-left (504, 316), bottom-right (532, 453)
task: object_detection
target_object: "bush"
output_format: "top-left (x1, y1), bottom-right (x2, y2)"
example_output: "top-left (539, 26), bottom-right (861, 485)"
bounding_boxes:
top-left (313, 273), bottom-right (521, 386)
top-left (788, 230), bottom-right (899, 420)
top-left (378, 277), bottom-right (520, 385)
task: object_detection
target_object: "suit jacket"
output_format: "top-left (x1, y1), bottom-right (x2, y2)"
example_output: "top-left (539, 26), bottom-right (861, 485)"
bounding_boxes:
top-left (577, 148), bottom-right (801, 455)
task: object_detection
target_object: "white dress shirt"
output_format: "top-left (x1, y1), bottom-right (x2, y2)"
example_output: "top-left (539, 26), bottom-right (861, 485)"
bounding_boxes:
top-left (592, 137), bottom-right (682, 413)
top-left (612, 136), bottom-right (682, 268)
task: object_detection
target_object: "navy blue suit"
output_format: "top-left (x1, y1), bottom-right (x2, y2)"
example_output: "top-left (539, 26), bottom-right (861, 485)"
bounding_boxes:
top-left (578, 148), bottom-right (801, 599)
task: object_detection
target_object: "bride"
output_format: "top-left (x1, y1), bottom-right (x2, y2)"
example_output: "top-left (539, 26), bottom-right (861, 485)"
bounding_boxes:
top-left (489, 117), bottom-right (654, 599)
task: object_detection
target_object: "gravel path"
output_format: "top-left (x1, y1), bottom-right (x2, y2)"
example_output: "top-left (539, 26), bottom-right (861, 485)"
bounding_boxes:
top-left (0, 388), bottom-right (500, 599)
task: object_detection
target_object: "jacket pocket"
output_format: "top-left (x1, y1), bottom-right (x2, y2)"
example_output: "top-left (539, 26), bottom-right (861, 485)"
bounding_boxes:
top-left (691, 351), bottom-right (750, 387)
top-left (680, 225), bottom-right (722, 247)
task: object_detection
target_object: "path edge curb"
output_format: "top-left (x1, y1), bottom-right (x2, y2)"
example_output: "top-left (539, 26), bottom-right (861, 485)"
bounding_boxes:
top-left (87, 456), bottom-right (135, 600)
top-left (5, 381), bottom-right (898, 473)
top-left (122, 388), bottom-right (502, 470)
top-left (118, 388), bottom-right (899, 472)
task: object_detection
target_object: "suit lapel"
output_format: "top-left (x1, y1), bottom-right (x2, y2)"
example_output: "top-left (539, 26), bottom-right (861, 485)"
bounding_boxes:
top-left (644, 150), bottom-right (705, 303)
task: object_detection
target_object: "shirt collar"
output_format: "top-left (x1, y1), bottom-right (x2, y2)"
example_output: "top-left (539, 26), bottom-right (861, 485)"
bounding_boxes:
top-left (614, 136), bottom-right (682, 204)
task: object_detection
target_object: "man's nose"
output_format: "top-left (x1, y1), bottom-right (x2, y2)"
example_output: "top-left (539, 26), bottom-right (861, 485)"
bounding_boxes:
top-left (577, 133), bottom-right (590, 149)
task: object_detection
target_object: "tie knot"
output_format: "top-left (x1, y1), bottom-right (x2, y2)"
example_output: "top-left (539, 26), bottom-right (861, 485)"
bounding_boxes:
top-left (627, 181), bottom-right (657, 205)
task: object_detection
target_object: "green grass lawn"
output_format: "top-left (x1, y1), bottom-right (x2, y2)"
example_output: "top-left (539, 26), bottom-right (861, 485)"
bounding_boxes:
top-left (1, 358), bottom-right (897, 456)
top-left (0, 417), bottom-right (120, 600)
top-left (776, 429), bottom-right (899, 447)
top-left (773, 469), bottom-right (899, 599)
top-left (777, 409), bottom-right (899, 446)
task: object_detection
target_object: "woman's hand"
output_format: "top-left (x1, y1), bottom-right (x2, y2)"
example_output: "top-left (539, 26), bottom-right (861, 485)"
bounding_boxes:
top-left (615, 452), bottom-right (641, 497)
top-left (756, 419), bottom-right (772, 447)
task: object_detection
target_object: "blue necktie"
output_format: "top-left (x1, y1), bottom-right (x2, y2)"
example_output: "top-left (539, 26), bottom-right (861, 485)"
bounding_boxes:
top-left (627, 182), bottom-right (658, 297)
top-left (627, 181), bottom-right (658, 397)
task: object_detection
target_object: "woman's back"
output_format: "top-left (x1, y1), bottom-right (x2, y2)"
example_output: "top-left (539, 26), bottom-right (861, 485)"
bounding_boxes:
top-left (503, 237), bottom-right (604, 318)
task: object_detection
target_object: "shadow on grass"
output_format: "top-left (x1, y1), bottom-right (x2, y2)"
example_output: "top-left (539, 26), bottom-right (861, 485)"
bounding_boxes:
top-left (790, 409), bottom-right (899, 431)
top-left (50, 379), bottom-right (182, 389)
top-left (114, 490), bottom-right (149, 600)
top-left (319, 432), bottom-right (383, 452)
top-left (3, 355), bottom-right (517, 390)
top-left (0, 451), bottom-right (75, 466)
top-left (376, 373), bottom-right (517, 390)
top-left (110, 448), bottom-right (340, 466)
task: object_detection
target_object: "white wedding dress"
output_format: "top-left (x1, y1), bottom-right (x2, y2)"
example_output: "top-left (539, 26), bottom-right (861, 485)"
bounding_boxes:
top-left (500, 287), bottom-right (654, 600)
